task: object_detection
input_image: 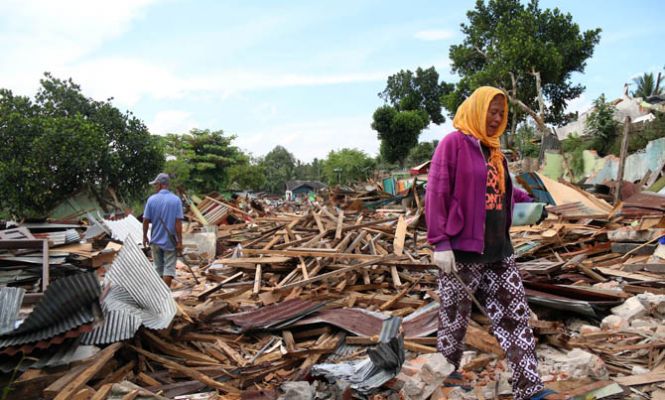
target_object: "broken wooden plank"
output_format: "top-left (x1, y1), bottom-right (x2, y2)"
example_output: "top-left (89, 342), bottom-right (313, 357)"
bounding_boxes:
top-left (393, 215), bottom-right (407, 256)
top-left (275, 255), bottom-right (394, 291)
top-left (613, 371), bottom-right (665, 386)
top-left (335, 211), bottom-right (344, 240)
top-left (53, 342), bottom-right (122, 400)
top-left (253, 264), bottom-right (262, 295)
top-left (128, 345), bottom-right (239, 394)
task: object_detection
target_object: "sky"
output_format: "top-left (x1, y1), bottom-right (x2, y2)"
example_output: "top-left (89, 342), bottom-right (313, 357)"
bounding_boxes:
top-left (1, 0), bottom-right (664, 162)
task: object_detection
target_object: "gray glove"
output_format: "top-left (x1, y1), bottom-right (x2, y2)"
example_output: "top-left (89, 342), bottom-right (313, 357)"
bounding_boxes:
top-left (432, 250), bottom-right (457, 274)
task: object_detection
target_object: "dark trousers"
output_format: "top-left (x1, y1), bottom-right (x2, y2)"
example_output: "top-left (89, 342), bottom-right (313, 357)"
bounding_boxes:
top-left (437, 255), bottom-right (544, 400)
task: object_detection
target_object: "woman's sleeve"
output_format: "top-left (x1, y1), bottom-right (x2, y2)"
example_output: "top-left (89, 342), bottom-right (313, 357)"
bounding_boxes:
top-left (513, 187), bottom-right (533, 203)
top-left (425, 136), bottom-right (458, 251)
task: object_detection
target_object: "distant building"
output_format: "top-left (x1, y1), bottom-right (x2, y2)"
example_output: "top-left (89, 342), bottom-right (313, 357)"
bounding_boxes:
top-left (555, 93), bottom-right (653, 140)
top-left (285, 180), bottom-right (327, 200)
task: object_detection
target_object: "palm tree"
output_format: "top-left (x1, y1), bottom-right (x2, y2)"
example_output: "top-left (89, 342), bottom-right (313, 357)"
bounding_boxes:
top-left (632, 72), bottom-right (663, 98)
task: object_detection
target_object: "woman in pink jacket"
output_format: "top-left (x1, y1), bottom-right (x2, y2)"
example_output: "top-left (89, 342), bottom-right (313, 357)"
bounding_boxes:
top-left (425, 86), bottom-right (557, 400)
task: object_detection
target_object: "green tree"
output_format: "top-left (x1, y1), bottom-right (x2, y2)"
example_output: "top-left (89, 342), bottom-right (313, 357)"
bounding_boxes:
top-left (514, 124), bottom-right (540, 158)
top-left (0, 74), bottom-right (164, 218)
top-left (293, 158), bottom-right (323, 181)
top-left (164, 129), bottom-right (246, 194)
top-left (227, 161), bottom-right (267, 191)
top-left (379, 67), bottom-right (453, 125)
top-left (628, 111), bottom-right (665, 152)
top-left (372, 106), bottom-right (428, 167)
top-left (632, 72), bottom-right (663, 98)
top-left (261, 146), bottom-right (296, 193)
top-left (35, 73), bottom-right (164, 202)
top-left (585, 94), bottom-right (619, 156)
top-left (372, 67), bottom-right (451, 167)
top-left (560, 133), bottom-right (588, 178)
top-left (444, 0), bottom-right (601, 139)
top-left (322, 148), bottom-right (376, 184)
top-left (405, 140), bottom-right (439, 166)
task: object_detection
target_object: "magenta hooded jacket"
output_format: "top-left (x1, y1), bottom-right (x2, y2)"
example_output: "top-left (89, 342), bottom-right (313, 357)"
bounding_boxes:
top-left (425, 131), bottom-right (532, 253)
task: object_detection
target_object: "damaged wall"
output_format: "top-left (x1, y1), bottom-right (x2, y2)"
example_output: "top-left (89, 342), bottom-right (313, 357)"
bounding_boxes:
top-left (538, 137), bottom-right (665, 185)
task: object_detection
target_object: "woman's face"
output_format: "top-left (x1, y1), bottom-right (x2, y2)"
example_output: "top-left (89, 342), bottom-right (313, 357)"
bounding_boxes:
top-left (486, 95), bottom-right (505, 137)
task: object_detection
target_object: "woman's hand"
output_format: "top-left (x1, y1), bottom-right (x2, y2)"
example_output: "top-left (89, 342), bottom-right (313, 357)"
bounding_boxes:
top-left (433, 250), bottom-right (457, 273)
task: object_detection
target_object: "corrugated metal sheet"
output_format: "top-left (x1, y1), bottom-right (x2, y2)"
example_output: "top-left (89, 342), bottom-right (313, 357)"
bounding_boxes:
top-left (82, 239), bottom-right (176, 344)
top-left (402, 302), bottom-right (438, 337)
top-left (0, 287), bottom-right (24, 335)
top-left (221, 299), bottom-right (325, 332)
top-left (290, 303), bottom-right (438, 338)
top-left (11, 272), bottom-right (100, 334)
top-left (0, 272), bottom-right (101, 354)
top-left (103, 214), bottom-right (145, 244)
top-left (312, 317), bottom-right (404, 394)
top-left (34, 229), bottom-right (81, 246)
top-left (1, 323), bottom-right (95, 356)
top-left (291, 308), bottom-right (385, 337)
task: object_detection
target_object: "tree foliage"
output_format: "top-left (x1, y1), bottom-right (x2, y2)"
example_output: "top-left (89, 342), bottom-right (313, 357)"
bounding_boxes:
top-left (444, 0), bottom-right (601, 128)
top-left (164, 129), bottom-right (247, 194)
top-left (372, 67), bottom-right (450, 167)
top-left (372, 106), bottom-right (428, 167)
top-left (514, 124), bottom-right (541, 158)
top-left (293, 158), bottom-right (324, 181)
top-left (379, 67), bottom-right (453, 125)
top-left (227, 161), bottom-right (267, 192)
top-left (632, 72), bottom-right (663, 99)
top-left (585, 94), bottom-right (619, 156)
top-left (405, 140), bottom-right (439, 166)
top-left (560, 133), bottom-right (587, 178)
top-left (260, 146), bottom-right (296, 193)
top-left (322, 148), bottom-right (376, 185)
top-left (0, 73), bottom-right (164, 218)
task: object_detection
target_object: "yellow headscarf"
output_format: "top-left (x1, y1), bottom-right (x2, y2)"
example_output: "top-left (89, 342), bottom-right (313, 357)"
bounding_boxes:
top-left (453, 86), bottom-right (509, 194)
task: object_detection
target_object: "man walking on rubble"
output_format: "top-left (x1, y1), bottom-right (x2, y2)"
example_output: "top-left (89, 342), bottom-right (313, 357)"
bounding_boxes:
top-left (142, 173), bottom-right (184, 288)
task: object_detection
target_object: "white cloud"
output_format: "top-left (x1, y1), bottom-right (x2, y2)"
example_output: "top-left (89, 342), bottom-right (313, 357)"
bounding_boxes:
top-left (564, 94), bottom-right (592, 116)
top-left (234, 116), bottom-right (379, 162)
top-left (414, 29), bottom-right (455, 41)
top-left (47, 56), bottom-right (388, 108)
top-left (149, 110), bottom-right (197, 135)
top-left (0, 0), bottom-right (158, 94)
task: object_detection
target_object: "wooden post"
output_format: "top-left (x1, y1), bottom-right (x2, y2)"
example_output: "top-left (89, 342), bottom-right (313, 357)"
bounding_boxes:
top-left (42, 239), bottom-right (49, 292)
top-left (615, 116), bottom-right (632, 204)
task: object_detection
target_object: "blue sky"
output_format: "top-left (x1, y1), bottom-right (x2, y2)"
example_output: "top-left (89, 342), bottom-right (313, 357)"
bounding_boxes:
top-left (1, 0), bottom-right (663, 161)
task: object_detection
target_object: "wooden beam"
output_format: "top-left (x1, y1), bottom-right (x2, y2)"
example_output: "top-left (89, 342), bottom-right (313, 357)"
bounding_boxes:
top-left (197, 271), bottom-right (243, 300)
top-left (253, 264), bottom-right (262, 295)
top-left (313, 212), bottom-right (326, 234)
top-left (392, 215), bottom-right (407, 256)
top-left (243, 248), bottom-right (393, 261)
top-left (335, 211), bottom-right (344, 240)
top-left (275, 255), bottom-right (394, 291)
top-left (53, 342), bottom-right (122, 400)
top-left (44, 364), bottom-right (89, 399)
top-left (128, 345), bottom-right (239, 394)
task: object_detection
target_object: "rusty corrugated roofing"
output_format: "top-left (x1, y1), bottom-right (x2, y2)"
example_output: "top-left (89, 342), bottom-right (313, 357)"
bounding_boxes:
top-left (0, 272), bottom-right (100, 355)
top-left (291, 308), bottom-right (385, 337)
top-left (289, 302), bottom-right (439, 338)
top-left (221, 298), bottom-right (325, 332)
